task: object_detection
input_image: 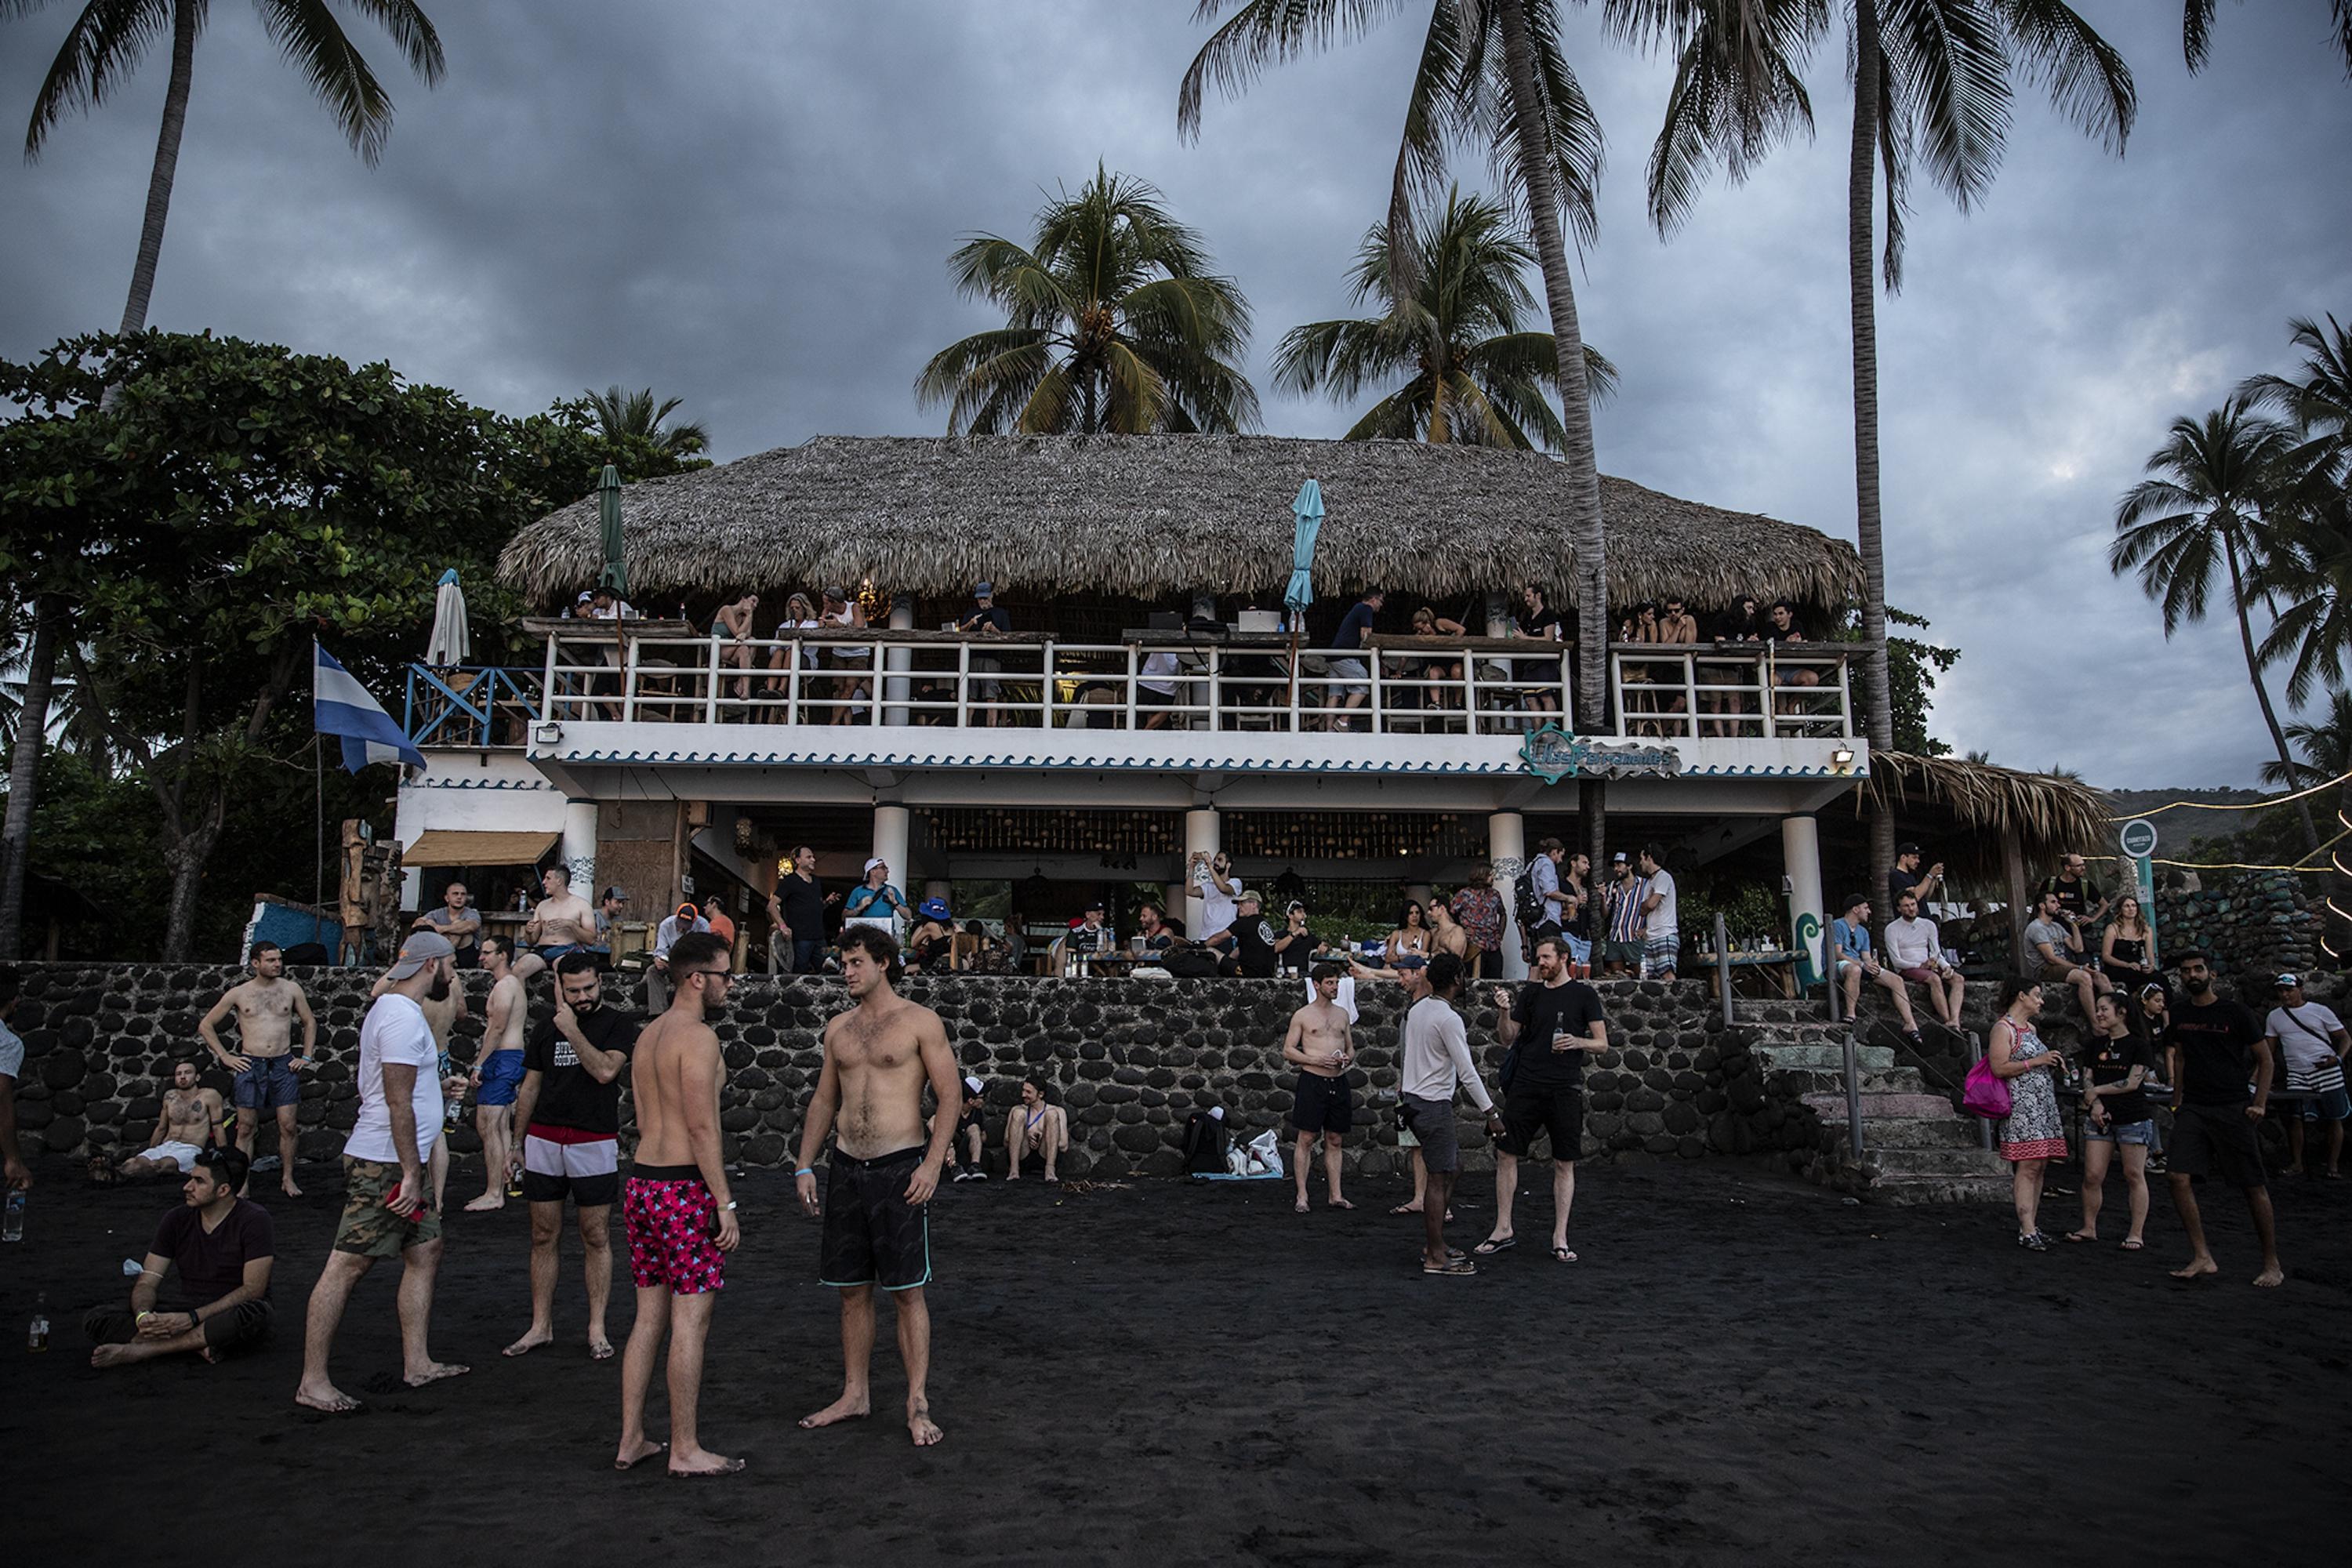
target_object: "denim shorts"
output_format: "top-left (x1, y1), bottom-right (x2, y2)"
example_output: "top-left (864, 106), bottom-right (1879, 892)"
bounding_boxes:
top-left (2083, 1117), bottom-right (2157, 1146)
top-left (1565, 934), bottom-right (1592, 966)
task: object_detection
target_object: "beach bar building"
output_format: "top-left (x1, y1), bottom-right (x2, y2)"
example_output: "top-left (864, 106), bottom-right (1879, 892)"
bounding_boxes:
top-left (393, 435), bottom-right (1872, 975)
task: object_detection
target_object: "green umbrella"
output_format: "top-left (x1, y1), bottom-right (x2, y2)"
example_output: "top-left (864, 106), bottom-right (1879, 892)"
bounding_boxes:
top-left (596, 464), bottom-right (628, 599)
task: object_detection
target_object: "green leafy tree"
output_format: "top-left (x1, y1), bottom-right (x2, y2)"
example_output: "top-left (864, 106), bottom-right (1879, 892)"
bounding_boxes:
top-left (915, 166), bottom-right (1258, 435)
top-left (0, 331), bottom-right (601, 958)
top-left (9, 0), bottom-right (445, 337)
top-left (582, 386), bottom-right (710, 461)
top-left (2111, 398), bottom-right (2320, 852)
top-left (2259, 688), bottom-right (2352, 789)
top-left (1183, 0), bottom-right (1613, 869)
top-left (1274, 186), bottom-right (1617, 449)
top-left (2184, 0), bottom-right (2352, 78)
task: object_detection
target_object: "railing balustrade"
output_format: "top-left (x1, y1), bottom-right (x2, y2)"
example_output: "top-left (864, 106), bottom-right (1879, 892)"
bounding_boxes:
top-left (408, 631), bottom-right (1857, 745)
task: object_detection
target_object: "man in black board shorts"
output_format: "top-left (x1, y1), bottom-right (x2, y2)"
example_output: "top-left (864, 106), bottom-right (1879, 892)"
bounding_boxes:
top-left (795, 926), bottom-right (960, 1446)
top-left (2163, 952), bottom-right (2284, 1287)
top-left (1481, 935), bottom-right (1607, 1263)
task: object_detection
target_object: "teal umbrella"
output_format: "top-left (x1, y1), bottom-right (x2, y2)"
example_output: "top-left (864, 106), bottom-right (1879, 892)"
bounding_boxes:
top-left (1284, 478), bottom-right (1323, 625)
top-left (596, 464), bottom-right (628, 599)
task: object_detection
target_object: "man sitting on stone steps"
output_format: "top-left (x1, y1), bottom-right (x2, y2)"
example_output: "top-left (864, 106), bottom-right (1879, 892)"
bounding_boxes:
top-left (1830, 892), bottom-right (1925, 1049)
top-left (1883, 891), bottom-right (1967, 1033)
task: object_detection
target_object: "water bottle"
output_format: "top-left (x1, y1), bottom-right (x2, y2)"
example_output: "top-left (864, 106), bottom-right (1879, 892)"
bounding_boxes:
top-left (28, 1292), bottom-right (49, 1351)
top-left (2, 1189), bottom-right (24, 1243)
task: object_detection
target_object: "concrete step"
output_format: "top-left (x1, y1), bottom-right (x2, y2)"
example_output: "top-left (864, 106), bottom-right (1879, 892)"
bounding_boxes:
top-left (1867, 1172), bottom-right (2013, 1206)
top-left (1770, 1069), bottom-right (1927, 1096)
top-left (1801, 1091), bottom-right (1956, 1121)
top-left (1867, 1118), bottom-right (1990, 1152)
top-left (1874, 1145), bottom-right (2008, 1175)
top-left (1754, 1043), bottom-right (1896, 1073)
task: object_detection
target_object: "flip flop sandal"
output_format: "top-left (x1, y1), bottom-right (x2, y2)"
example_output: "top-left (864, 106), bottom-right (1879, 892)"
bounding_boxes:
top-left (2063, 1232), bottom-right (2096, 1243)
top-left (1552, 1246), bottom-right (1577, 1263)
top-left (2119, 1238), bottom-right (2145, 1250)
top-left (1388, 1203), bottom-right (1421, 1215)
top-left (1421, 1258), bottom-right (1478, 1276)
top-left (1473, 1235), bottom-right (1516, 1255)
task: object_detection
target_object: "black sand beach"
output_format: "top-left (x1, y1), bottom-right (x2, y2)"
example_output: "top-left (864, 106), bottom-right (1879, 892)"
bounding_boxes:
top-left (2, 1157), bottom-right (2345, 1566)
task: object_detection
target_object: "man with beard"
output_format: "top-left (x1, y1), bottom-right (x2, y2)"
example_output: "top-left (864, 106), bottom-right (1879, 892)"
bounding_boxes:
top-left (1483, 935), bottom-right (1607, 1263)
top-left (462, 936), bottom-right (544, 1210)
top-left (504, 953), bottom-right (637, 1360)
top-left (2164, 952), bottom-right (2285, 1287)
top-left (295, 932), bottom-right (468, 1412)
top-left (796, 926), bottom-right (960, 1448)
top-left (615, 931), bottom-right (742, 1477)
top-left (109, 1058), bottom-right (224, 1179)
top-left (198, 941), bottom-right (319, 1197)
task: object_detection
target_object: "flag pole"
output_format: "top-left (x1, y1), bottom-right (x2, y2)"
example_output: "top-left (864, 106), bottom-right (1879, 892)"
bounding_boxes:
top-left (314, 641), bottom-right (325, 952)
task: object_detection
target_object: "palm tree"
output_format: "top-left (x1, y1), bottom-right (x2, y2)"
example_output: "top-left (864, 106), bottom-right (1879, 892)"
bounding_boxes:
top-left (2253, 489), bottom-right (2352, 708)
top-left (11, 0), bottom-right (445, 337)
top-left (2184, 0), bottom-right (2352, 78)
top-left (1274, 187), bottom-right (1617, 449)
top-left (1182, 0), bottom-right (1613, 870)
top-left (584, 386), bottom-right (710, 459)
top-left (2242, 313), bottom-right (2352, 485)
top-left (2260, 688), bottom-right (2352, 790)
top-left (915, 166), bottom-right (1258, 435)
top-left (2111, 399), bottom-right (2321, 851)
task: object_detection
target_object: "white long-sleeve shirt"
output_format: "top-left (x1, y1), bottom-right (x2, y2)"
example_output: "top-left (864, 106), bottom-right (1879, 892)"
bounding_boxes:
top-left (1400, 996), bottom-right (1494, 1112)
top-left (1884, 914), bottom-right (1944, 971)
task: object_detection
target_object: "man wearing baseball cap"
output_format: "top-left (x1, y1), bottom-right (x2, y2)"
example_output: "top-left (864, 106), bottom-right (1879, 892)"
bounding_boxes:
top-left (296, 931), bottom-right (466, 1412)
top-left (955, 583), bottom-right (1011, 728)
top-left (949, 1075), bottom-right (990, 1182)
top-left (2266, 973), bottom-right (2350, 1178)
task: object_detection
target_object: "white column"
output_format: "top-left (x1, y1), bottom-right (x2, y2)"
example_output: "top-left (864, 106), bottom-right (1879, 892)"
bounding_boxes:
top-left (562, 799), bottom-right (599, 900)
top-left (883, 597), bottom-right (916, 725)
top-left (1483, 590), bottom-right (1511, 638)
top-left (923, 878), bottom-right (953, 908)
top-left (1781, 814), bottom-right (1825, 988)
top-left (1183, 808), bottom-right (1219, 934)
top-left (871, 805), bottom-right (911, 893)
top-left (1488, 811), bottom-right (1527, 981)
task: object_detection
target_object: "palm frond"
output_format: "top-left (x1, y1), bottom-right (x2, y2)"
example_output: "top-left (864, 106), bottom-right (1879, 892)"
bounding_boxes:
top-left (20, 0), bottom-right (179, 159)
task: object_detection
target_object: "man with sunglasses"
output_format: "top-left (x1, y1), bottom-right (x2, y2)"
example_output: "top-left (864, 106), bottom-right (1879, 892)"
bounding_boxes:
top-left (505, 952), bottom-right (638, 1362)
top-left (615, 931), bottom-right (742, 1477)
top-left (797, 925), bottom-right (960, 1449)
top-left (86, 1146), bottom-right (274, 1367)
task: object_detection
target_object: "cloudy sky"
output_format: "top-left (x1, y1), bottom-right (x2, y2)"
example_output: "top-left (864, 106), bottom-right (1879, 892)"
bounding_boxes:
top-left (4, 2), bottom-right (2348, 787)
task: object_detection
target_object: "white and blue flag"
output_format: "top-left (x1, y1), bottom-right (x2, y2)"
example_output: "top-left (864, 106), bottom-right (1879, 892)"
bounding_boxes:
top-left (314, 642), bottom-right (426, 773)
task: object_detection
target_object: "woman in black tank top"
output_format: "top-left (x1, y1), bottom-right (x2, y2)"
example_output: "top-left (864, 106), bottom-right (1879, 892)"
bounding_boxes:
top-left (2101, 895), bottom-right (2160, 996)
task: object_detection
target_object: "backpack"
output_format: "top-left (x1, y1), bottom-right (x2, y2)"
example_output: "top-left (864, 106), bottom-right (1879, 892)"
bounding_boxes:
top-left (1181, 1110), bottom-right (1230, 1174)
top-left (1513, 873), bottom-right (1546, 937)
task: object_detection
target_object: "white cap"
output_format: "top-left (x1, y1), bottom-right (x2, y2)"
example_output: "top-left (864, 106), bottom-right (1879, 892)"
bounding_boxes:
top-left (864, 858), bottom-right (885, 875)
top-left (964, 1075), bottom-right (984, 1094)
top-left (1208, 1105), bottom-right (1225, 1120)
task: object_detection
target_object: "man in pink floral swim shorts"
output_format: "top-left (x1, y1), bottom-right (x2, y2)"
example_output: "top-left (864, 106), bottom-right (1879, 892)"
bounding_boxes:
top-left (613, 931), bottom-right (742, 1478)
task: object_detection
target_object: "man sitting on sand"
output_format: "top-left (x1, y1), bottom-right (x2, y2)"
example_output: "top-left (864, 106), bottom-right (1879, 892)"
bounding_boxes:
top-left (1282, 964), bottom-right (1356, 1213)
top-left (948, 1074), bottom-right (990, 1182)
top-left (1002, 1073), bottom-right (1068, 1184)
top-left (86, 1147), bottom-right (274, 1367)
top-left (106, 1058), bottom-right (223, 1180)
top-left (797, 925), bottom-right (960, 1448)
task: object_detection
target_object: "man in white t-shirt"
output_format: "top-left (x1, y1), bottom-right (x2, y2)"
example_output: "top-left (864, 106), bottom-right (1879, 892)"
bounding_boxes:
top-left (2266, 972), bottom-right (2349, 1178)
top-left (295, 931), bottom-right (469, 1414)
top-left (1884, 891), bottom-right (1966, 1028)
top-left (1636, 844), bottom-right (1679, 979)
top-left (1189, 850), bottom-right (1243, 952)
top-left (0, 966), bottom-right (29, 1191)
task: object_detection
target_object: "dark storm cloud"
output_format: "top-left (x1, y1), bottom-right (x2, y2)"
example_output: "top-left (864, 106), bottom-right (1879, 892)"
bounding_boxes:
top-left (3, 1), bottom-right (2348, 787)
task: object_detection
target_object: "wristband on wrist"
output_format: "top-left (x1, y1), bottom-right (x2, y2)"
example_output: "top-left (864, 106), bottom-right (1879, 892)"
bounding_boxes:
top-left (795, 1167), bottom-right (814, 1177)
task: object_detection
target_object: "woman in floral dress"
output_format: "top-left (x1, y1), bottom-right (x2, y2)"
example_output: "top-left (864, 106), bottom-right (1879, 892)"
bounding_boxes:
top-left (1990, 975), bottom-right (2071, 1249)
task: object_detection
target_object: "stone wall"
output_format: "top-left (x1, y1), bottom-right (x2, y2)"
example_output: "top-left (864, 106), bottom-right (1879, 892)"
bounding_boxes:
top-left (3, 964), bottom-right (1742, 1178)
top-left (2155, 870), bottom-right (2324, 989)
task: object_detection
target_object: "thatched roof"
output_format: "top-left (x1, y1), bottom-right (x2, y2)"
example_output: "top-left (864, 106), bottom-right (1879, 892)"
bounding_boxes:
top-left (1864, 751), bottom-right (2113, 885)
top-left (498, 435), bottom-right (1864, 609)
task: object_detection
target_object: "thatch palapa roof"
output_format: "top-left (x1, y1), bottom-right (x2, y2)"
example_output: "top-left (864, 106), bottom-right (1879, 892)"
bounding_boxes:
top-left (1864, 751), bottom-right (2112, 887)
top-left (499, 434), bottom-right (1864, 610)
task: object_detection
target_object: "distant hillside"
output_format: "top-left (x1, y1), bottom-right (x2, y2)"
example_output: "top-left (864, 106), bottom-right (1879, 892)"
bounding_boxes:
top-left (2100, 786), bottom-right (2285, 855)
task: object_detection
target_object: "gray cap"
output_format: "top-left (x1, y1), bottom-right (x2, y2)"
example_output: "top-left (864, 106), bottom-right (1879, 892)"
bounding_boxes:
top-left (386, 929), bottom-right (455, 981)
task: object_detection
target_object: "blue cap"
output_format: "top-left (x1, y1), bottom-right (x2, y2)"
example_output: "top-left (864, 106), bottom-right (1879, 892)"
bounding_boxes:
top-left (918, 898), bottom-right (953, 921)
top-left (975, 581), bottom-right (995, 598)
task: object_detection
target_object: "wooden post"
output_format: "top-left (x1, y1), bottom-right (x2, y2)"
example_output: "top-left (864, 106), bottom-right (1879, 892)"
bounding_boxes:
top-left (2004, 832), bottom-right (2031, 978)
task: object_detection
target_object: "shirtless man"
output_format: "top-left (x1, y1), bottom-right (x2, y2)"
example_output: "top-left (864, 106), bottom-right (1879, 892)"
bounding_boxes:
top-left (1428, 898), bottom-right (1473, 967)
top-left (464, 935), bottom-right (544, 1210)
top-left (111, 1059), bottom-right (224, 1179)
top-left (796, 926), bottom-right (958, 1448)
top-left (523, 864), bottom-right (597, 962)
top-left (1001, 1074), bottom-right (1068, 1183)
top-left (1282, 963), bottom-right (1357, 1214)
top-left (198, 942), bottom-right (318, 1198)
top-left (614, 931), bottom-right (741, 1477)
top-left (413, 963), bottom-right (470, 1214)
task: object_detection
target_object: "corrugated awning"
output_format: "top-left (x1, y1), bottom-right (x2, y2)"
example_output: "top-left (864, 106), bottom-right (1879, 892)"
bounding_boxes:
top-left (400, 829), bottom-right (561, 869)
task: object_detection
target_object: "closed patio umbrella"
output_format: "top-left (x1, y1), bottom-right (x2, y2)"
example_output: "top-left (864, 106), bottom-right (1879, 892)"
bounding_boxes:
top-left (1284, 478), bottom-right (1322, 627)
top-left (425, 568), bottom-right (470, 666)
top-left (596, 464), bottom-right (629, 598)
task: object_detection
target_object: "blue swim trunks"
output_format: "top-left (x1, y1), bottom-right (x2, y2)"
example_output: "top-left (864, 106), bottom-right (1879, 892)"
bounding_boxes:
top-left (476, 1049), bottom-right (526, 1108)
top-left (232, 1054), bottom-right (301, 1111)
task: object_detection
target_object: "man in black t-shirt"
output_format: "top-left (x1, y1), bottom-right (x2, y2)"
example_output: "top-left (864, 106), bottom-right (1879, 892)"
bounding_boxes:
top-left (2163, 953), bottom-right (2283, 1287)
top-left (86, 1147), bottom-right (275, 1366)
top-left (1479, 935), bottom-right (1606, 1262)
top-left (2038, 853), bottom-right (2109, 927)
top-left (506, 954), bottom-right (641, 1357)
top-left (1886, 842), bottom-right (1944, 914)
top-left (1230, 891), bottom-right (1278, 978)
top-left (1323, 589), bottom-right (1385, 732)
top-left (768, 844), bottom-right (836, 975)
